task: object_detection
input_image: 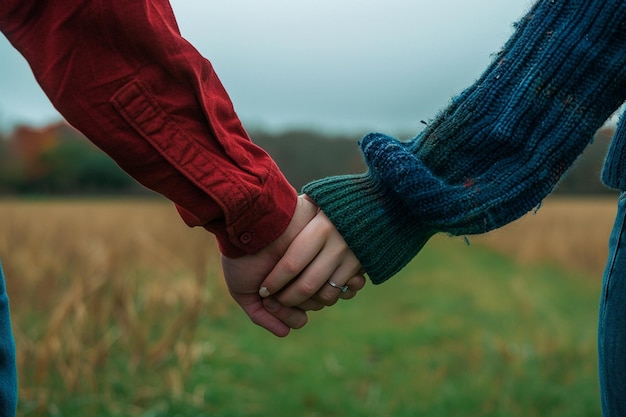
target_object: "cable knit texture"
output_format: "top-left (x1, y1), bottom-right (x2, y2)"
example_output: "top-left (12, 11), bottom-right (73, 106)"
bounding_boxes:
top-left (304, 0), bottom-right (626, 284)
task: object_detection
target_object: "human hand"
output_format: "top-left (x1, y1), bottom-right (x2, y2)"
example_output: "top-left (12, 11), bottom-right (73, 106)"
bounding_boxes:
top-left (259, 195), bottom-right (366, 311)
top-left (221, 195), bottom-right (319, 337)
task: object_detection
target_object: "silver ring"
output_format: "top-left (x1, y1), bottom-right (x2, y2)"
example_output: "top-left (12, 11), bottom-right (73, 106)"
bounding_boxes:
top-left (327, 279), bottom-right (349, 293)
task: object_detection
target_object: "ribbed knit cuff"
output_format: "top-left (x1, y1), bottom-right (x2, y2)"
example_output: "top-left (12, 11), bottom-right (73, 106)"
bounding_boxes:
top-left (303, 173), bottom-right (436, 284)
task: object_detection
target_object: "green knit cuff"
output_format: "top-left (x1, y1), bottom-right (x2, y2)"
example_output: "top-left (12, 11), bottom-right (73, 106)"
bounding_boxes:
top-left (302, 173), bottom-right (436, 284)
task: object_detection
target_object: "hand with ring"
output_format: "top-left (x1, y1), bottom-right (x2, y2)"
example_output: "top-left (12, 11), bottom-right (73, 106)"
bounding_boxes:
top-left (258, 195), bottom-right (366, 311)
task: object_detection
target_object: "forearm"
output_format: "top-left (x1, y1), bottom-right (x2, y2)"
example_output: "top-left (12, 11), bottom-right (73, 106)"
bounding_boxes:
top-left (395, 0), bottom-right (626, 232)
top-left (0, 0), bottom-right (297, 256)
top-left (304, 0), bottom-right (626, 283)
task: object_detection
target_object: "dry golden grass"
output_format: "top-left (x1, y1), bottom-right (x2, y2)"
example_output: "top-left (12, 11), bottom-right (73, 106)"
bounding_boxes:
top-left (0, 199), bottom-right (227, 410)
top-left (0, 197), bottom-right (617, 413)
top-left (474, 196), bottom-right (619, 278)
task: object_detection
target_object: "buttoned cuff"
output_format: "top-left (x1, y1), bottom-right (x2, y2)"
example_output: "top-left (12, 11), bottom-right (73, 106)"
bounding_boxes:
top-left (209, 162), bottom-right (298, 258)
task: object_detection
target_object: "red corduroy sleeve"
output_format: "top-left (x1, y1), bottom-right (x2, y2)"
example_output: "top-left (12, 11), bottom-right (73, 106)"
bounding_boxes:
top-left (0, 0), bottom-right (297, 257)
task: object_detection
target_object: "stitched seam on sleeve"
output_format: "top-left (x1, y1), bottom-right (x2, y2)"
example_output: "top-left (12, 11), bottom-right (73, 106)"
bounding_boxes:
top-left (110, 79), bottom-right (253, 219)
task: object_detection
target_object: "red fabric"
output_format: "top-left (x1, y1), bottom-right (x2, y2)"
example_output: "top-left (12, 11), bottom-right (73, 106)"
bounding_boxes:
top-left (0, 0), bottom-right (297, 257)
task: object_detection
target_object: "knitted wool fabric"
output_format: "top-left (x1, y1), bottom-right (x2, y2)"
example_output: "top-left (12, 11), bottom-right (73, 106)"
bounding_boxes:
top-left (303, 0), bottom-right (626, 284)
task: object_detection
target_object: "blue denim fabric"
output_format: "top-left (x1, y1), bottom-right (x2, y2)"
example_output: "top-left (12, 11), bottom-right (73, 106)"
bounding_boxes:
top-left (599, 193), bottom-right (626, 416)
top-left (0, 262), bottom-right (17, 417)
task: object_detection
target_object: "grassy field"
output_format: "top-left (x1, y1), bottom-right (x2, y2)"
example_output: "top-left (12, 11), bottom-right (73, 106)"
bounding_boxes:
top-left (474, 196), bottom-right (617, 277)
top-left (0, 197), bottom-right (616, 416)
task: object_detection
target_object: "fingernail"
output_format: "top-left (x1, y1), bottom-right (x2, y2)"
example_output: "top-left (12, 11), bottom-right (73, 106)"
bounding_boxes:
top-left (259, 287), bottom-right (270, 298)
top-left (264, 297), bottom-right (280, 312)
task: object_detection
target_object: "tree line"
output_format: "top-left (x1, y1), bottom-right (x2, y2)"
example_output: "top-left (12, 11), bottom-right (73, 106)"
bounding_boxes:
top-left (0, 122), bottom-right (618, 196)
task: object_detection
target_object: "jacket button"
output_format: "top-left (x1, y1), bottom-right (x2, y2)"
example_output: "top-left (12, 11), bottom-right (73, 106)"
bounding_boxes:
top-left (239, 232), bottom-right (253, 245)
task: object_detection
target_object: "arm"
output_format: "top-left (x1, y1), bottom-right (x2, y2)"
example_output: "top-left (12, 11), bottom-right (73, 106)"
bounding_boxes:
top-left (303, 0), bottom-right (626, 284)
top-left (0, 0), bottom-right (295, 257)
top-left (0, 0), bottom-right (307, 334)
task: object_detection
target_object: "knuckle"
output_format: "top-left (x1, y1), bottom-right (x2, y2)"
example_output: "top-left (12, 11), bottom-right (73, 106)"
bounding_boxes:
top-left (318, 293), bottom-right (338, 306)
top-left (297, 280), bottom-right (318, 298)
top-left (318, 219), bottom-right (334, 234)
top-left (275, 294), bottom-right (297, 308)
top-left (340, 291), bottom-right (356, 300)
top-left (291, 315), bottom-right (308, 329)
top-left (279, 257), bottom-right (302, 277)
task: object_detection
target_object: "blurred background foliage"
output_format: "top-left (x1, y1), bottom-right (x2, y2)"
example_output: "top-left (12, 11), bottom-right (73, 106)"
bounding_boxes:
top-left (0, 122), bottom-right (618, 196)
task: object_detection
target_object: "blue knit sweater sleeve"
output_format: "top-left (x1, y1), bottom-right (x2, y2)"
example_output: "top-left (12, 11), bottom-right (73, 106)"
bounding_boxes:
top-left (304, 0), bottom-right (626, 283)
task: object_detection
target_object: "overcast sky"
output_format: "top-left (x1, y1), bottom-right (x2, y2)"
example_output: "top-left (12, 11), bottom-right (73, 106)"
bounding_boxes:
top-left (0, 0), bottom-right (533, 135)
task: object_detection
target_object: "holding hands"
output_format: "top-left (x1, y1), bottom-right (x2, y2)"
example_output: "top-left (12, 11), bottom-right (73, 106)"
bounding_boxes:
top-left (259, 195), bottom-right (365, 310)
top-left (221, 195), bottom-right (365, 337)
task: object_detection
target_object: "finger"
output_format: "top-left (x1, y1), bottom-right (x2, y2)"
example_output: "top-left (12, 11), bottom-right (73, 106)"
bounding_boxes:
top-left (275, 240), bottom-right (363, 307)
top-left (263, 297), bottom-right (308, 330)
top-left (314, 262), bottom-right (362, 305)
top-left (274, 252), bottom-right (341, 307)
top-left (299, 273), bottom-right (364, 308)
top-left (235, 293), bottom-right (293, 337)
top-left (339, 274), bottom-right (367, 300)
top-left (297, 299), bottom-right (327, 311)
top-left (300, 275), bottom-right (365, 309)
top-left (259, 221), bottom-right (327, 298)
top-left (271, 217), bottom-right (352, 306)
top-left (298, 247), bottom-right (361, 306)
